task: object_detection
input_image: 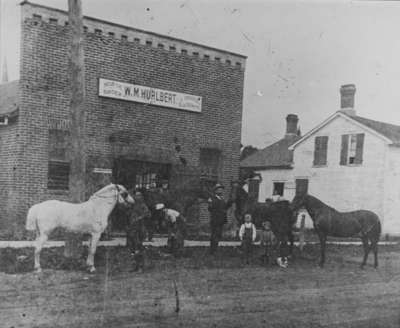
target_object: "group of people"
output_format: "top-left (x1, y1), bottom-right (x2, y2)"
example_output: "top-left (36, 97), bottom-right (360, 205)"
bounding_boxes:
top-left (208, 182), bottom-right (278, 266)
top-left (125, 180), bottom-right (186, 272)
top-left (125, 179), bottom-right (288, 272)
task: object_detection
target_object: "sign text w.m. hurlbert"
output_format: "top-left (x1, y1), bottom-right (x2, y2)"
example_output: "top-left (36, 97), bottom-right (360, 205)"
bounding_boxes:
top-left (98, 78), bottom-right (202, 113)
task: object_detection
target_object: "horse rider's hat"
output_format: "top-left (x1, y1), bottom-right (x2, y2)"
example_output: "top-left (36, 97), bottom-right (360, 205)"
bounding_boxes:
top-left (214, 183), bottom-right (225, 191)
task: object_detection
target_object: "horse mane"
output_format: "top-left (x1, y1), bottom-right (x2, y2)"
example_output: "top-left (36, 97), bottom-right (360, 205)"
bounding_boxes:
top-left (90, 184), bottom-right (118, 199)
top-left (306, 194), bottom-right (338, 213)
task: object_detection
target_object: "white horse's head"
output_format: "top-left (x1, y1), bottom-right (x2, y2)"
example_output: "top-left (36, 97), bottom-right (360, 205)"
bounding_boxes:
top-left (92, 184), bottom-right (135, 206)
top-left (114, 184), bottom-right (135, 206)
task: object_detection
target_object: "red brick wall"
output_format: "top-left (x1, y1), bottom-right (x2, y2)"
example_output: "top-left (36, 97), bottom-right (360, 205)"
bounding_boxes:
top-left (10, 3), bottom-right (245, 238)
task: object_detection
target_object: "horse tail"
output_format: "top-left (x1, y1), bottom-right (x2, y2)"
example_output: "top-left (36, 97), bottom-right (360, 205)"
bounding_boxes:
top-left (26, 205), bottom-right (38, 231)
top-left (376, 218), bottom-right (382, 237)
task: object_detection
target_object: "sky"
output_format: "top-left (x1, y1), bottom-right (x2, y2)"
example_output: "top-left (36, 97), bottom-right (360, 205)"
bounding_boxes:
top-left (1, 0), bottom-right (400, 148)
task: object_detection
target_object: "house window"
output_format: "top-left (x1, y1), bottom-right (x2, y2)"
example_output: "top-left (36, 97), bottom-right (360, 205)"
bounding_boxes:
top-left (48, 129), bottom-right (70, 190)
top-left (295, 179), bottom-right (309, 196)
top-left (348, 134), bottom-right (357, 164)
top-left (313, 136), bottom-right (328, 166)
top-left (273, 182), bottom-right (285, 196)
top-left (340, 133), bottom-right (365, 165)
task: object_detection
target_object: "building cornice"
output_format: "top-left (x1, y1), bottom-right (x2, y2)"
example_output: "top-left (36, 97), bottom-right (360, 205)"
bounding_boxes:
top-left (20, 1), bottom-right (247, 69)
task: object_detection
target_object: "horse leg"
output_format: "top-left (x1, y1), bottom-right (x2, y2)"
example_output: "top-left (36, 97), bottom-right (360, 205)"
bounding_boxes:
top-left (370, 236), bottom-right (379, 268)
top-left (318, 233), bottom-right (326, 267)
top-left (34, 233), bottom-right (48, 272)
top-left (87, 232), bottom-right (101, 273)
top-left (288, 231), bottom-right (294, 257)
top-left (360, 236), bottom-right (371, 268)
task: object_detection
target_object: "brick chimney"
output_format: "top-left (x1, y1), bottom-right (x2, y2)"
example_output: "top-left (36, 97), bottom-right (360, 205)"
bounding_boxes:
top-left (339, 84), bottom-right (356, 116)
top-left (285, 114), bottom-right (299, 138)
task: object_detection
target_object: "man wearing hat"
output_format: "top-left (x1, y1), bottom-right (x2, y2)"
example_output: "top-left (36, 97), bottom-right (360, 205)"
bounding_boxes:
top-left (208, 183), bottom-right (234, 254)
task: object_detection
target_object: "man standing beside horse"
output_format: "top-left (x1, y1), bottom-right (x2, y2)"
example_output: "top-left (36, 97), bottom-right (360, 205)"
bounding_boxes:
top-left (126, 190), bottom-right (151, 272)
top-left (208, 183), bottom-right (234, 254)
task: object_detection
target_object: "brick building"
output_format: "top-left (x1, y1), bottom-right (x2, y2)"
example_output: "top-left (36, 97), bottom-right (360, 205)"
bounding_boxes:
top-left (0, 2), bottom-right (246, 238)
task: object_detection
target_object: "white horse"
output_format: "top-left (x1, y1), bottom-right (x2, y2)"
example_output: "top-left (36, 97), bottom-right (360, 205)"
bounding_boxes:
top-left (26, 184), bottom-right (134, 273)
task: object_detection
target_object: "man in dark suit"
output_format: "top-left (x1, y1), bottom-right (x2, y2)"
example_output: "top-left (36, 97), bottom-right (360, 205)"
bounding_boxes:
top-left (208, 183), bottom-right (234, 254)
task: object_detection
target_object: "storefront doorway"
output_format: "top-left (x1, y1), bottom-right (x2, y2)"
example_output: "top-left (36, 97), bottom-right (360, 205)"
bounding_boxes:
top-left (113, 158), bottom-right (171, 191)
top-left (109, 158), bottom-right (171, 232)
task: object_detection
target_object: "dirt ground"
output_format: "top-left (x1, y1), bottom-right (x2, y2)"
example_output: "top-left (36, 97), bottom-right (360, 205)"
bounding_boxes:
top-left (1, 243), bottom-right (400, 328)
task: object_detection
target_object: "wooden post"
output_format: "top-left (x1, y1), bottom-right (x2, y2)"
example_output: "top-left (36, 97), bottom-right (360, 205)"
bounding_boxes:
top-left (64, 0), bottom-right (86, 258)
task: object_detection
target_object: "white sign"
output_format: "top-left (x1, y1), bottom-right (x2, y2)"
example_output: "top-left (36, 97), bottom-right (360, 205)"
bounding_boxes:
top-left (98, 78), bottom-right (202, 113)
top-left (93, 168), bottom-right (112, 174)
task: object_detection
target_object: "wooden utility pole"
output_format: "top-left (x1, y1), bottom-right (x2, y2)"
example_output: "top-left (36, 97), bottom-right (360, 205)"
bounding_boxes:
top-left (65, 0), bottom-right (86, 258)
top-left (0, 0), bottom-right (3, 80)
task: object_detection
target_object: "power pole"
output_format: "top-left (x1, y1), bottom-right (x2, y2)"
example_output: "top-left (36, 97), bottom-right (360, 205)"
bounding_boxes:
top-left (65, 0), bottom-right (86, 258)
top-left (0, 0), bottom-right (3, 80)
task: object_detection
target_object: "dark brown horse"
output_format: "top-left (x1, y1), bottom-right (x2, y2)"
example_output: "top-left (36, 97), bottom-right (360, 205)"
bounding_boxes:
top-left (291, 194), bottom-right (381, 268)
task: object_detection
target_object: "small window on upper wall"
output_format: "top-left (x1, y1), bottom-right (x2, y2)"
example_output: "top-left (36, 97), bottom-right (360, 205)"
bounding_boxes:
top-left (340, 133), bottom-right (365, 165)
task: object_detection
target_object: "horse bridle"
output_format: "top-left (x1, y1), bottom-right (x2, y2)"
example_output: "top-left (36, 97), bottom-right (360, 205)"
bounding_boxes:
top-left (114, 184), bottom-right (130, 204)
top-left (92, 184), bottom-right (129, 204)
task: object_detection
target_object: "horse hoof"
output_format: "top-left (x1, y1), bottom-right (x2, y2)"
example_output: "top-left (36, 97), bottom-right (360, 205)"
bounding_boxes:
top-left (88, 267), bottom-right (96, 274)
top-left (34, 267), bottom-right (42, 273)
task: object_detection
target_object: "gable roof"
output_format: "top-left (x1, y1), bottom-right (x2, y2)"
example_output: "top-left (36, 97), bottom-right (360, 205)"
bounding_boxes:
top-left (289, 111), bottom-right (398, 150)
top-left (0, 81), bottom-right (19, 117)
top-left (350, 115), bottom-right (400, 145)
top-left (240, 134), bottom-right (301, 169)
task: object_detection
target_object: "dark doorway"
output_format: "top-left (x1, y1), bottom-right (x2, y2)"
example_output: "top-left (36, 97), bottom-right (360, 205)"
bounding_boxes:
top-left (295, 179), bottom-right (309, 196)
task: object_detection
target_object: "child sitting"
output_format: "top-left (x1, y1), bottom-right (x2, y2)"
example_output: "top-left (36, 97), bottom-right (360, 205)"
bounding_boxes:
top-left (260, 221), bottom-right (275, 265)
top-left (239, 213), bottom-right (257, 265)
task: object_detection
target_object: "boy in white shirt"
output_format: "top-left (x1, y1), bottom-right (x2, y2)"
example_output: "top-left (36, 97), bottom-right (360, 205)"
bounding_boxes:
top-left (239, 213), bottom-right (257, 265)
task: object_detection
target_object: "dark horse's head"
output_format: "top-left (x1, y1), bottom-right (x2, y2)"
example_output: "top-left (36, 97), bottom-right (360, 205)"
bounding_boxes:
top-left (290, 193), bottom-right (308, 212)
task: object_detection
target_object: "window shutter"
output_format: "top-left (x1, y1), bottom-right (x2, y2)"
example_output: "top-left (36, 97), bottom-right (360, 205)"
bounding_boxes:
top-left (313, 137), bottom-right (321, 165)
top-left (314, 136), bottom-right (328, 165)
top-left (340, 134), bottom-right (349, 165)
top-left (320, 136), bottom-right (328, 165)
top-left (354, 133), bottom-right (365, 164)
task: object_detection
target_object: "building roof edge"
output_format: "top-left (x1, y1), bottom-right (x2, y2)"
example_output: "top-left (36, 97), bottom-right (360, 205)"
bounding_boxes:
top-left (20, 1), bottom-right (247, 60)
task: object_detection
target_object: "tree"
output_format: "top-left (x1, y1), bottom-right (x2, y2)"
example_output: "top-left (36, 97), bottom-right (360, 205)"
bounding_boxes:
top-left (240, 145), bottom-right (258, 161)
top-left (64, 0), bottom-right (86, 259)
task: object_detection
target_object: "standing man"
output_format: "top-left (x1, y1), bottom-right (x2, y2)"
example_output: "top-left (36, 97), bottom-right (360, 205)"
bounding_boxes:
top-left (126, 190), bottom-right (151, 272)
top-left (208, 183), bottom-right (234, 254)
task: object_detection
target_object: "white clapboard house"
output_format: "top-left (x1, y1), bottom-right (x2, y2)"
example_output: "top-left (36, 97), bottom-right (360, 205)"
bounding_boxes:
top-left (289, 84), bottom-right (400, 234)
